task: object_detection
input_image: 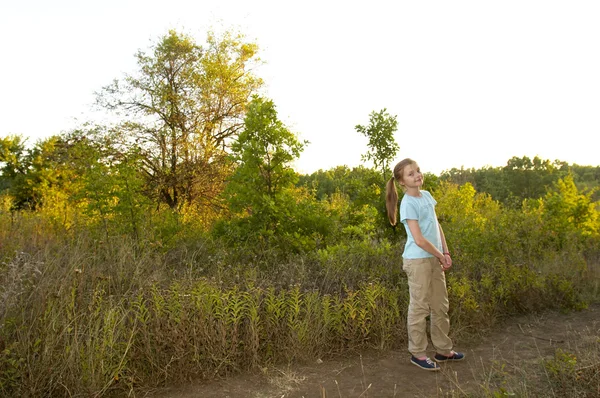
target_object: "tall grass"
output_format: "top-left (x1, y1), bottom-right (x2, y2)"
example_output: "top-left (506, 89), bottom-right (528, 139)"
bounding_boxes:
top-left (0, 212), bottom-right (407, 396)
top-left (0, 198), bottom-right (598, 396)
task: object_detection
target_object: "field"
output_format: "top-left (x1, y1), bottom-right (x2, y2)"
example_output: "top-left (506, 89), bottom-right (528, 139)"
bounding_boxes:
top-left (1, 167), bottom-right (599, 397)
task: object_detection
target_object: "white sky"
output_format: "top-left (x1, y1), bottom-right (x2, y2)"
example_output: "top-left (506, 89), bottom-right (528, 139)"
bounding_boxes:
top-left (1, 0), bottom-right (599, 175)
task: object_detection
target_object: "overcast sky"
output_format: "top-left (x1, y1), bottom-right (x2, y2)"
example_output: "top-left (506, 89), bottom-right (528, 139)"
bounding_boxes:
top-left (1, 0), bottom-right (599, 175)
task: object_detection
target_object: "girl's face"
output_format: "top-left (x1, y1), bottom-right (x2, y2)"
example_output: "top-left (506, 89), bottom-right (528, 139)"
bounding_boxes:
top-left (400, 163), bottom-right (423, 189)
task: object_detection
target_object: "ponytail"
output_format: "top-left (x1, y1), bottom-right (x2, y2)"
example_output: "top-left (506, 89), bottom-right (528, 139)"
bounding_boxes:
top-left (385, 176), bottom-right (399, 226)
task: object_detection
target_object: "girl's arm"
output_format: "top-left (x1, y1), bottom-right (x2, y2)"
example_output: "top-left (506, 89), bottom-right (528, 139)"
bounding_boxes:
top-left (406, 219), bottom-right (448, 266)
top-left (438, 224), bottom-right (452, 270)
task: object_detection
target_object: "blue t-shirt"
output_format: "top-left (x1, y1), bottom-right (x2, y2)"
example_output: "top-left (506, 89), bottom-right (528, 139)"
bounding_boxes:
top-left (400, 190), bottom-right (442, 259)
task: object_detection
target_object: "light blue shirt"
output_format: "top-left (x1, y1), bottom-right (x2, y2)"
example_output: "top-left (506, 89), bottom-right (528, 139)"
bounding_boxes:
top-left (400, 190), bottom-right (442, 259)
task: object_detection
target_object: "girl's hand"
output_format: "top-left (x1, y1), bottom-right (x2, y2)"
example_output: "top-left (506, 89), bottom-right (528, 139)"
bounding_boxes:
top-left (441, 253), bottom-right (453, 271)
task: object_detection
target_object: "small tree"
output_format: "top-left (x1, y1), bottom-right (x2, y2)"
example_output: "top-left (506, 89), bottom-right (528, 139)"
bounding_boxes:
top-left (70, 132), bottom-right (150, 240)
top-left (217, 96), bottom-right (330, 252)
top-left (226, 96), bottom-right (305, 224)
top-left (0, 135), bottom-right (27, 196)
top-left (540, 175), bottom-right (599, 243)
top-left (0, 134), bottom-right (80, 211)
top-left (355, 108), bottom-right (399, 177)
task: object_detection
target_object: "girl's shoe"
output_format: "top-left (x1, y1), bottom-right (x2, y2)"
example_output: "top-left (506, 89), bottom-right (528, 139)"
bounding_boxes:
top-left (410, 356), bottom-right (440, 371)
top-left (434, 351), bottom-right (465, 362)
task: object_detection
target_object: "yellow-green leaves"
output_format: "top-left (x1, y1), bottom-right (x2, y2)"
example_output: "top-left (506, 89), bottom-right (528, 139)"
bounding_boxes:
top-left (97, 29), bottom-right (263, 211)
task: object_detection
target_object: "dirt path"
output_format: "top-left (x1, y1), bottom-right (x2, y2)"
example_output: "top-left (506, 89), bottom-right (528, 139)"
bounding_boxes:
top-left (148, 304), bottom-right (599, 398)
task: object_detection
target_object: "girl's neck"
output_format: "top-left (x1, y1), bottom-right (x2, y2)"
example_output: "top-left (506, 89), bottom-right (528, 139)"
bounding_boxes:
top-left (405, 187), bottom-right (421, 197)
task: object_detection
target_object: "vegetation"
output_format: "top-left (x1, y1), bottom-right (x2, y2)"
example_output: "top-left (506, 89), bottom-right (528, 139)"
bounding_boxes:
top-left (441, 155), bottom-right (600, 205)
top-left (355, 108), bottom-right (399, 178)
top-left (96, 29), bottom-right (262, 212)
top-left (0, 28), bottom-right (599, 397)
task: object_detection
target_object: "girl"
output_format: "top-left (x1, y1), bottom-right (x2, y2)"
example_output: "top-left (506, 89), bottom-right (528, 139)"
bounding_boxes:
top-left (386, 158), bottom-right (464, 371)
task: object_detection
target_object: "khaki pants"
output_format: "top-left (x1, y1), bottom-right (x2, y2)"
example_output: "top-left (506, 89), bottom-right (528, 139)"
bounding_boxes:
top-left (402, 257), bottom-right (453, 358)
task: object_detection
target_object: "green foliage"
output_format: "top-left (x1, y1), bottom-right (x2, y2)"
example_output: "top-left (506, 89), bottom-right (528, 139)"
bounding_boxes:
top-left (440, 155), bottom-right (600, 205)
top-left (97, 29), bottom-right (262, 210)
top-left (228, 96), bottom-right (306, 209)
top-left (430, 179), bottom-right (593, 330)
top-left (58, 128), bottom-right (153, 239)
top-left (539, 174), bottom-right (599, 242)
top-left (216, 96), bottom-right (330, 253)
top-left (503, 156), bottom-right (562, 202)
top-left (570, 163), bottom-right (600, 201)
top-left (0, 135), bottom-right (80, 211)
top-left (0, 172), bottom-right (599, 396)
top-left (354, 108), bottom-right (399, 177)
top-left (0, 135), bottom-right (27, 193)
top-left (299, 165), bottom-right (382, 205)
top-left (298, 165), bottom-right (395, 239)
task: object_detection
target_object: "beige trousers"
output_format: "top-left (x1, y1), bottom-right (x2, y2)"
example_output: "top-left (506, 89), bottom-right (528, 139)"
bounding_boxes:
top-left (402, 257), bottom-right (453, 358)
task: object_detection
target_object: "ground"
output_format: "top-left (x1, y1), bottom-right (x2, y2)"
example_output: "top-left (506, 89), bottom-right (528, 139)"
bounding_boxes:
top-left (148, 304), bottom-right (599, 398)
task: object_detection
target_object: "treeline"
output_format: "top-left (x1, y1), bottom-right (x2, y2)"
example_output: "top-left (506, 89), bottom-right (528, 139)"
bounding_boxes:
top-left (439, 156), bottom-right (600, 206)
top-left (0, 29), bottom-right (599, 397)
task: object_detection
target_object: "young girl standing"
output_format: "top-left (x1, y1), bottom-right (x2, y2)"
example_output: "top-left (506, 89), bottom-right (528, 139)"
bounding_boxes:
top-left (386, 158), bottom-right (464, 371)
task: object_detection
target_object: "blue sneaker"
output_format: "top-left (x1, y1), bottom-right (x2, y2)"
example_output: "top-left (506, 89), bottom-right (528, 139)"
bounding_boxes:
top-left (434, 351), bottom-right (465, 362)
top-left (410, 356), bottom-right (440, 371)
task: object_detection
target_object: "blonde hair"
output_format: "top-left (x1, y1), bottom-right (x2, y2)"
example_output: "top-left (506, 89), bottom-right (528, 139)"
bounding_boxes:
top-left (385, 158), bottom-right (417, 226)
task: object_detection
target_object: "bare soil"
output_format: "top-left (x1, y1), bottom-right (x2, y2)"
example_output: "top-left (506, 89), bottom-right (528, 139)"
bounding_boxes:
top-left (147, 304), bottom-right (599, 398)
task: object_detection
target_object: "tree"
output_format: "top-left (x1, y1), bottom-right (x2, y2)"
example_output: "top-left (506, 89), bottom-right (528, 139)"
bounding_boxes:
top-left (0, 134), bottom-right (81, 210)
top-left (97, 29), bottom-right (263, 211)
top-left (502, 156), bottom-right (560, 203)
top-left (355, 109), bottom-right (399, 177)
top-left (0, 135), bottom-right (27, 194)
top-left (539, 174), bottom-right (599, 243)
top-left (54, 127), bottom-right (152, 239)
top-left (226, 96), bottom-right (305, 220)
top-left (217, 96), bottom-right (330, 251)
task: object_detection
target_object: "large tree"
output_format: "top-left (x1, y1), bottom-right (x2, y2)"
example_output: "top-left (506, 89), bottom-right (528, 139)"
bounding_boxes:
top-left (97, 29), bottom-right (263, 210)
